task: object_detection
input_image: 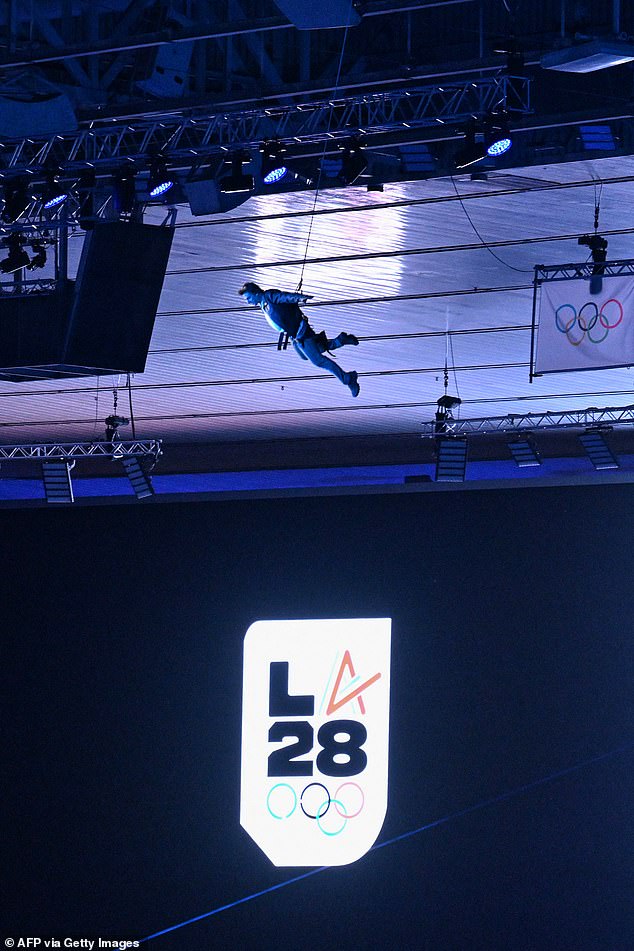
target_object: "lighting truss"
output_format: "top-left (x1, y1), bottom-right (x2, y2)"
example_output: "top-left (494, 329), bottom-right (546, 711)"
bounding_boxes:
top-left (0, 278), bottom-right (59, 297)
top-left (0, 76), bottom-right (531, 177)
top-left (420, 405), bottom-right (634, 437)
top-left (534, 259), bottom-right (634, 283)
top-left (0, 439), bottom-right (161, 460)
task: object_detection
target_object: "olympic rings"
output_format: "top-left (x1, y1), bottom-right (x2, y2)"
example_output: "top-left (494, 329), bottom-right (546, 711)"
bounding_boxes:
top-left (334, 782), bottom-right (365, 818)
top-left (317, 799), bottom-right (347, 837)
top-left (265, 780), bottom-right (365, 836)
top-left (554, 297), bottom-right (624, 346)
top-left (301, 782), bottom-right (330, 819)
top-left (267, 783), bottom-right (297, 819)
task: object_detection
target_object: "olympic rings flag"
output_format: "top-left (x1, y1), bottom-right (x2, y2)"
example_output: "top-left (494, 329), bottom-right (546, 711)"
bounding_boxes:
top-left (535, 276), bottom-right (634, 374)
top-left (240, 618), bottom-right (391, 867)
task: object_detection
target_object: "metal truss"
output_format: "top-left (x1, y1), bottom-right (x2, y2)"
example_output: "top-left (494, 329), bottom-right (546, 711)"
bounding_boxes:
top-left (0, 76), bottom-right (530, 176)
top-left (420, 405), bottom-right (634, 437)
top-left (0, 439), bottom-right (162, 461)
top-left (535, 259), bottom-right (634, 283)
top-left (0, 278), bottom-right (60, 296)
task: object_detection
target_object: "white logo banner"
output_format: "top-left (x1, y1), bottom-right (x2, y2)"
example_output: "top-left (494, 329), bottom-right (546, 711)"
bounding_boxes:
top-left (535, 275), bottom-right (634, 374)
top-left (241, 618), bottom-right (391, 867)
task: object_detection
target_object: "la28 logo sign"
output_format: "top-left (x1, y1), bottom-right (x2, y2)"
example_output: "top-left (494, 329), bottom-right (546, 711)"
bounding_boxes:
top-left (267, 659), bottom-right (372, 778)
top-left (241, 618), bottom-right (391, 867)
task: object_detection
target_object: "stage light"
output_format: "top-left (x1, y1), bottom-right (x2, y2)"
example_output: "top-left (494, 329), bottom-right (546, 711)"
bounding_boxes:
top-left (148, 155), bottom-right (173, 197)
top-left (579, 429), bottom-right (618, 470)
top-left (487, 135), bottom-right (512, 156)
top-left (435, 436), bottom-right (468, 483)
top-left (261, 142), bottom-right (288, 184)
top-left (486, 114), bottom-right (512, 157)
top-left (399, 143), bottom-right (435, 174)
top-left (42, 460), bottom-right (75, 503)
top-left (508, 437), bottom-right (541, 467)
top-left (339, 140), bottom-right (368, 185)
top-left (434, 394), bottom-right (462, 435)
top-left (580, 124), bottom-right (615, 151)
top-left (122, 456), bottom-right (155, 500)
top-left (455, 125), bottom-right (487, 169)
top-left (220, 153), bottom-right (254, 194)
top-left (2, 179), bottom-right (30, 223)
top-left (26, 241), bottom-right (47, 271)
top-left (0, 233), bottom-right (30, 273)
top-left (42, 170), bottom-right (68, 209)
top-left (578, 233), bottom-right (608, 294)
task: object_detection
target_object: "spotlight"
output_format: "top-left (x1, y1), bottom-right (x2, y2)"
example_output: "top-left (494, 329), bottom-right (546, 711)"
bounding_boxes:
top-left (435, 437), bottom-right (468, 483)
top-left (580, 124), bottom-right (615, 151)
top-left (26, 241), bottom-right (47, 271)
top-left (42, 170), bottom-right (68, 209)
top-left (486, 115), bottom-right (512, 157)
top-left (455, 124), bottom-right (487, 169)
top-left (434, 394), bottom-right (462, 435)
top-left (437, 395), bottom-right (462, 411)
top-left (148, 155), bottom-right (173, 198)
top-left (338, 140), bottom-right (368, 185)
top-left (105, 414), bottom-right (129, 444)
top-left (0, 233), bottom-right (30, 274)
top-left (578, 233), bottom-right (608, 294)
top-left (113, 166), bottom-right (137, 215)
top-left (2, 179), bottom-right (30, 223)
top-left (122, 456), bottom-right (154, 500)
top-left (508, 436), bottom-right (541, 467)
top-left (261, 142), bottom-right (288, 185)
top-left (579, 429), bottom-right (618, 470)
top-left (42, 460), bottom-right (75, 503)
top-left (219, 153), bottom-right (254, 194)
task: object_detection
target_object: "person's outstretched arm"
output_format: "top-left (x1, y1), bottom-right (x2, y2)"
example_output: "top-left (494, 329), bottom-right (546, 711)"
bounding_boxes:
top-left (265, 288), bottom-right (314, 305)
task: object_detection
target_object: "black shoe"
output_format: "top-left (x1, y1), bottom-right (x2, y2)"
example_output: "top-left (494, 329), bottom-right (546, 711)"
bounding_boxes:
top-left (340, 332), bottom-right (359, 346)
top-left (347, 370), bottom-right (360, 398)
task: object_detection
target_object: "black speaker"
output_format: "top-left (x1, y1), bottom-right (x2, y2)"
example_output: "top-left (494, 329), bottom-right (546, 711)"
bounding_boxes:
top-left (0, 221), bottom-right (173, 382)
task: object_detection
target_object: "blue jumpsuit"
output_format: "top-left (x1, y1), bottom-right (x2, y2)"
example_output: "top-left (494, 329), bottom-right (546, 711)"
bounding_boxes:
top-left (248, 287), bottom-right (358, 393)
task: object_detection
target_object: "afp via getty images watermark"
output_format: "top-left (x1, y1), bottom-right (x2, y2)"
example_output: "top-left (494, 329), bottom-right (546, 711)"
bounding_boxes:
top-left (4, 940), bottom-right (139, 949)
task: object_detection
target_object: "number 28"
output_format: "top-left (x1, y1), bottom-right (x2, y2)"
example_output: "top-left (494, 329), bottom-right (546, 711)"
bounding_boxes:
top-left (267, 719), bottom-right (367, 778)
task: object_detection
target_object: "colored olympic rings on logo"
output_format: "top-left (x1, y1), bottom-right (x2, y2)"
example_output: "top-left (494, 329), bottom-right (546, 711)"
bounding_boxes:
top-left (554, 298), bottom-right (623, 346)
top-left (266, 781), bottom-right (365, 837)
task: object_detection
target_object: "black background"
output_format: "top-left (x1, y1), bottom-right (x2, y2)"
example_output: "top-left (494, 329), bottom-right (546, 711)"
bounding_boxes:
top-left (4, 484), bottom-right (634, 950)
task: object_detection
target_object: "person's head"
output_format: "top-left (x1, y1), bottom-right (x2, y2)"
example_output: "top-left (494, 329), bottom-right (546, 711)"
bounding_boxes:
top-left (239, 282), bottom-right (263, 305)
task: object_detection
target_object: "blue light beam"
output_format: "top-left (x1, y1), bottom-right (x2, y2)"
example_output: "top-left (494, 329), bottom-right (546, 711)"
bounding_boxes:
top-left (141, 741), bottom-right (633, 944)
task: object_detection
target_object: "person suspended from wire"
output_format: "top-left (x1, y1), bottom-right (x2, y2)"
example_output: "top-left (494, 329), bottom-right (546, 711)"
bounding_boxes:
top-left (238, 282), bottom-right (361, 397)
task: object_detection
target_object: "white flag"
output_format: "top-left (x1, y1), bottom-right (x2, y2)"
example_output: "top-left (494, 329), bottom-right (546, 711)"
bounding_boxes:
top-left (535, 275), bottom-right (634, 374)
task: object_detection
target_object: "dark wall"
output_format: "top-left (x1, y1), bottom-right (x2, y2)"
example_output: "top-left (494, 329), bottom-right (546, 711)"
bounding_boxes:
top-left (4, 485), bottom-right (633, 951)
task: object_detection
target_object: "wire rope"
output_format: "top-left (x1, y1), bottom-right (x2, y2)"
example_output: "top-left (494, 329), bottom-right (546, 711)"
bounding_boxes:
top-left (296, 8), bottom-right (355, 292)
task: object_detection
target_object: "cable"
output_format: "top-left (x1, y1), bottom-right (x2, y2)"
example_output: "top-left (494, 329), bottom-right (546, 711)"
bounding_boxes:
top-left (139, 741), bottom-right (633, 944)
top-left (127, 372), bottom-right (136, 439)
top-left (297, 5), bottom-right (354, 292)
top-left (166, 223), bottom-right (634, 277)
top-left (449, 331), bottom-right (461, 401)
top-left (92, 376), bottom-right (101, 438)
top-left (450, 175), bottom-right (534, 273)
